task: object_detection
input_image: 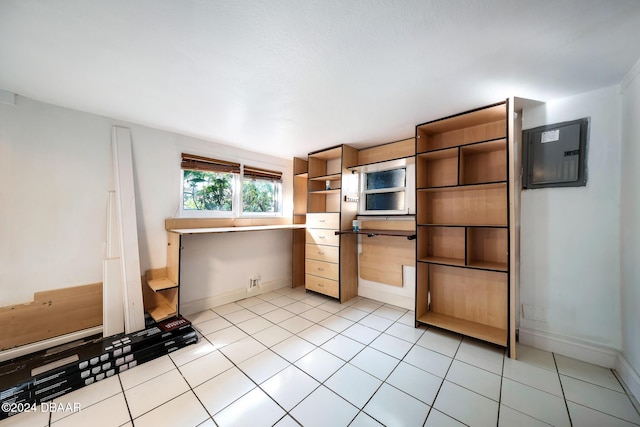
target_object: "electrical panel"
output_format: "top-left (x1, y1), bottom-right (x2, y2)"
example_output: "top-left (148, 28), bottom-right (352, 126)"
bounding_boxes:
top-left (522, 118), bottom-right (589, 189)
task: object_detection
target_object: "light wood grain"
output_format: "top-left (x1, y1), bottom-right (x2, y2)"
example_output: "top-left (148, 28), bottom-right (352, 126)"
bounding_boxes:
top-left (417, 226), bottom-right (465, 262)
top-left (417, 149), bottom-right (459, 188)
top-left (305, 274), bottom-right (339, 298)
top-left (305, 243), bottom-right (339, 263)
top-left (306, 228), bottom-right (340, 246)
top-left (292, 228), bottom-right (306, 287)
top-left (429, 264), bottom-right (507, 330)
top-left (306, 213), bottom-right (340, 229)
top-left (305, 259), bottom-right (339, 280)
top-left (417, 184), bottom-right (507, 226)
top-left (359, 234), bottom-right (415, 287)
top-left (0, 283), bottom-right (103, 351)
top-left (357, 138), bottom-right (415, 165)
top-left (467, 228), bottom-right (508, 270)
top-left (165, 217), bottom-right (290, 230)
top-left (460, 139), bottom-right (507, 184)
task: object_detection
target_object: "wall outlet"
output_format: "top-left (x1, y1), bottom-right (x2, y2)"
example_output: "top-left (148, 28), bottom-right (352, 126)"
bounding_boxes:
top-left (249, 274), bottom-right (260, 288)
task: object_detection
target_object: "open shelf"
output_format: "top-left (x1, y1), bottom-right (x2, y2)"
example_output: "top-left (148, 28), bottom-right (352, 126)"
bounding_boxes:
top-left (308, 189), bottom-right (341, 195)
top-left (417, 226), bottom-right (464, 264)
top-left (467, 227), bottom-right (508, 271)
top-left (417, 183), bottom-right (507, 226)
top-left (309, 173), bottom-right (341, 181)
top-left (416, 148), bottom-right (458, 188)
top-left (459, 139), bottom-right (507, 185)
top-left (416, 312), bottom-right (507, 346)
top-left (416, 263), bottom-right (508, 343)
top-left (147, 297), bottom-right (177, 322)
top-left (417, 103), bottom-right (507, 153)
top-left (147, 277), bottom-right (178, 292)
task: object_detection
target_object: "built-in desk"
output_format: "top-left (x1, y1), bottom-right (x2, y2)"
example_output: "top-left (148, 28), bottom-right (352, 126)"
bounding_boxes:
top-left (169, 224), bottom-right (306, 235)
top-left (143, 221), bottom-right (306, 322)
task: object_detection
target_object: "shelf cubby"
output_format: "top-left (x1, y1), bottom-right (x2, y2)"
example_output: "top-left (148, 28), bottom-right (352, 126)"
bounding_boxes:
top-left (416, 148), bottom-right (458, 188)
top-left (466, 227), bottom-right (508, 271)
top-left (417, 183), bottom-right (507, 226)
top-left (416, 263), bottom-right (507, 346)
top-left (459, 139), bottom-right (507, 185)
top-left (417, 104), bottom-right (507, 153)
top-left (417, 226), bottom-right (465, 266)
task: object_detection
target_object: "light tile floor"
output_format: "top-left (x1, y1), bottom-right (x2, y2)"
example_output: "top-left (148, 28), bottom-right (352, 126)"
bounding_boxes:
top-left (4, 286), bottom-right (640, 427)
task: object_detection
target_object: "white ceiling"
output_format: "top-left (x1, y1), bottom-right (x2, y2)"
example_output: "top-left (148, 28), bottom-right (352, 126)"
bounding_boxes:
top-left (1, 0), bottom-right (640, 158)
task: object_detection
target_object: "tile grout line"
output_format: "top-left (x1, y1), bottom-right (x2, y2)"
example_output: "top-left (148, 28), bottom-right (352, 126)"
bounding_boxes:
top-left (495, 346), bottom-right (506, 427)
top-left (552, 352), bottom-right (574, 427)
top-left (422, 330), bottom-right (465, 426)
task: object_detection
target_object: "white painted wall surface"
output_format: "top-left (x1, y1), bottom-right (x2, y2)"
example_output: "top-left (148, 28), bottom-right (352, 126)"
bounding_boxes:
top-left (620, 59), bottom-right (640, 394)
top-left (519, 86), bottom-right (622, 352)
top-left (0, 95), bottom-right (293, 308)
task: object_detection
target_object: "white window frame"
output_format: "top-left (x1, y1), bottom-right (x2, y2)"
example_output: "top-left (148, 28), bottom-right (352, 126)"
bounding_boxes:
top-left (357, 158), bottom-right (415, 216)
top-left (241, 174), bottom-right (283, 217)
top-left (179, 166), bottom-right (284, 218)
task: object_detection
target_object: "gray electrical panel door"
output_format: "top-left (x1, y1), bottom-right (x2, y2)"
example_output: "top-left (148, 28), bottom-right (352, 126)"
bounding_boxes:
top-left (523, 118), bottom-right (588, 189)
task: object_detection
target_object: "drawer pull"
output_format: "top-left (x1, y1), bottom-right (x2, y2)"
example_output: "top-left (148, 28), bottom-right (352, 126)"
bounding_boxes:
top-left (319, 236), bottom-right (325, 239)
top-left (318, 251), bottom-right (325, 255)
top-left (317, 267), bottom-right (324, 271)
top-left (317, 283), bottom-right (324, 287)
top-left (318, 219), bottom-right (325, 222)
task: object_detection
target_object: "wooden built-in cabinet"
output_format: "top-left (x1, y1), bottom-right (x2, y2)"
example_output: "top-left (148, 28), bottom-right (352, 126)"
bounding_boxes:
top-left (292, 157), bottom-right (308, 287)
top-left (143, 231), bottom-right (180, 322)
top-left (415, 102), bottom-right (515, 353)
top-left (305, 145), bottom-right (358, 302)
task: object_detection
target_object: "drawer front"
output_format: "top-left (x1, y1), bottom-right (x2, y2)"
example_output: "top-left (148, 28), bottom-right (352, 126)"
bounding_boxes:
top-left (307, 213), bottom-right (340, 230)
top-left (306, 228), bottom-right (340, 246)
top-left (305, 259), bottom-right (339, 280)
top-left (305, 244), bottom-right (339, 263)
top-left (305, 274), bottom-right (339, 298)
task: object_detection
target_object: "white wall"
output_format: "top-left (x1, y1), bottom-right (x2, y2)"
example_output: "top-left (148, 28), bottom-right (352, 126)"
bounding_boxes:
top-left (519, 86), bottom-right (623, 359)
top-left (0, 95), bottom-right (293, 310)
top-left (620, 59), bottom-right (640, 396)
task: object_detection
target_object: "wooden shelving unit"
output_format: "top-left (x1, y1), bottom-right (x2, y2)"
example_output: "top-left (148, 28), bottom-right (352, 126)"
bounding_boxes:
top-left (292, 157), bottom-right (308, 287)
top-left (415, 101), bottom-right (513, 351)
top-left (305, 145), bottom-right (358, 302)
top-left (142, 232), bottom-right (180, 322)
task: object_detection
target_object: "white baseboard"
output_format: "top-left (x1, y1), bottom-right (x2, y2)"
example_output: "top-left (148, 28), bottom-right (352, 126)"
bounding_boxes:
top-left (180, 279), bottom-right (290, 316)
top-left (0, 326), bottom-right (103, 363)
top-left (357, 287), bottom-right (414, 310)
top-left (518, 327), bottom-right (618, 368)
top-left (616, 353), bottom-right (640, 402)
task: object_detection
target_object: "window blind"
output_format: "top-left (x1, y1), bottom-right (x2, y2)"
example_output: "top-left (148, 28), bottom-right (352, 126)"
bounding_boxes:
top-left (181, 153), bottom-right (240, 174)
top-left (243, 165), bottom-right (283, 181)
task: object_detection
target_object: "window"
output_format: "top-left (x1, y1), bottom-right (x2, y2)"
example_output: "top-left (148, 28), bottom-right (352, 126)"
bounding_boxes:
top-left (180, 153), bottom-right (282, 217)
top-left (357, 158), bottom-right (415, 215)
top-left (242, 166), bottom-right (282, 214)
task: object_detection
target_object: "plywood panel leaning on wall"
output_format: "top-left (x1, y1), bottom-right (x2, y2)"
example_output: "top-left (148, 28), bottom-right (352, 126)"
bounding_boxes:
top-left (0, 284), bottom-right (103, 351)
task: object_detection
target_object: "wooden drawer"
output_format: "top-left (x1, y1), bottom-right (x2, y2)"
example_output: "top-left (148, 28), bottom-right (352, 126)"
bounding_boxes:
top-left (307, 213), bottom-right (340, 229)
top-left (305, 274), bottom-right (339, 298)
top-left (306, 228), bottom-right (340, 246)
top-left (305, 244), bottom-right (339, 263)
top-left (305, 259), bottom-right (339, 280)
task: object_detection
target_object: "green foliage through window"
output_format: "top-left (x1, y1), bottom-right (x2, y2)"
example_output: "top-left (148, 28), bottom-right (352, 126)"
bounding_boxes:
top-left (182, 170), bottom-right (233, 211)
top-left (243, 179), bottom-right (277, 213)
top-left (182, 170), bottom-right (281, 214)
